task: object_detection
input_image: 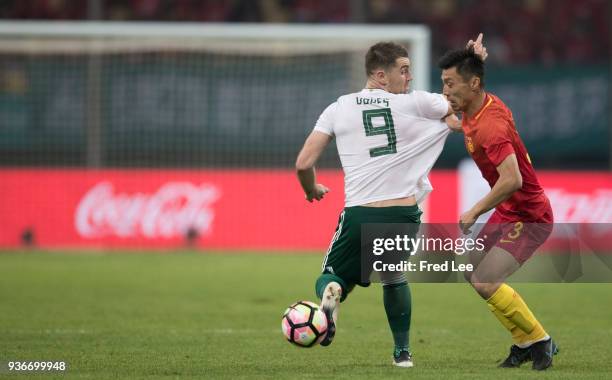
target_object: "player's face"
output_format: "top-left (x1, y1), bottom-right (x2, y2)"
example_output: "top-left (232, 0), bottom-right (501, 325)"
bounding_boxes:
top-left (385, 57), bottom-right (412, 94)
top-left (441, 67), bottom-right (474, 112)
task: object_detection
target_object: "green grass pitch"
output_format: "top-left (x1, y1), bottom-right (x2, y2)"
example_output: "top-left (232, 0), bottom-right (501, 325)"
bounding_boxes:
top-left (1, 251), bottom-right (611, 379)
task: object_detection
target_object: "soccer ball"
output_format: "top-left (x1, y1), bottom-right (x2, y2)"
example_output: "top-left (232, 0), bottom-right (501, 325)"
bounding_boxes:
top-left (281, 301), bottom-right (328, 347)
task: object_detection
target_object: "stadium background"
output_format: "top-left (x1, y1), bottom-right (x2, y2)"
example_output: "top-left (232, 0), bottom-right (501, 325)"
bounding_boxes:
top-left (0, 2), bottom-right (611, 378)
top-left (0, 0), bottom-right (609, 251)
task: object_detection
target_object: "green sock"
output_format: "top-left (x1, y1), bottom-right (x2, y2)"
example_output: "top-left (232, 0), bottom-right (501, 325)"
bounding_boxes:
top-left (383, 282), bottom-right (411, 353)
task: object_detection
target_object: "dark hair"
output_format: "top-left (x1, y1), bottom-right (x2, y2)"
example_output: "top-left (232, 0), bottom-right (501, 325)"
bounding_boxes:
top-left (438, 48), bottom-right (485, 87)
top-left (365, 42), bottom-right (408, 76)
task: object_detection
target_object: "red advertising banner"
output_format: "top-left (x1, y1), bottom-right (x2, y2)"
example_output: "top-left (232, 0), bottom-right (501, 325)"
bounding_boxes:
top-left (541, 172), bottom-right (612, 223)
top-left (0, 169), bottom-right (609, 250)
top-left (0, 169), bottom-right (343, 250)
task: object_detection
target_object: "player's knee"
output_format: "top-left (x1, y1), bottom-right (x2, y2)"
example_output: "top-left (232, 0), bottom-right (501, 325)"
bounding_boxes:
top-left (380, 271), bottom-right (407, 287)
top-left (470, 275), bottom-right (498, 299)
top-left (471, 281), bottom-right (488, 298)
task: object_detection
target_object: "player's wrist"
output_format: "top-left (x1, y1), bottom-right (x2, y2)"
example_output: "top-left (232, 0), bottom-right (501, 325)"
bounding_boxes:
top-left (469, 206), bottom-right (484, 219)
top-left (304, 189), bottom-right (319, 200)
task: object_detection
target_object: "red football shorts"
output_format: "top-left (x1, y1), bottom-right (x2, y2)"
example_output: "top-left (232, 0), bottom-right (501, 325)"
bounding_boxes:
top-left (477, 202), bottom-right (554, 264)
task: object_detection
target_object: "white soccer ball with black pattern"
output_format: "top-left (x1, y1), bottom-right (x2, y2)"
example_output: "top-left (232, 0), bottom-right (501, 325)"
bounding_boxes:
top-left (281, 301), bottom-right (328, 347)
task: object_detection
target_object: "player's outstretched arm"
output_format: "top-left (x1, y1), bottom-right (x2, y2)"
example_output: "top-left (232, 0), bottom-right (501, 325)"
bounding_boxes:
top-left (460, 154), bottom-right (522, 233)
top-left (296, 131), bottom-right (332, 202)
top-left (466, 33), bottom-right (488, 61)
top-left (441, 93), bottom-right (462, 132)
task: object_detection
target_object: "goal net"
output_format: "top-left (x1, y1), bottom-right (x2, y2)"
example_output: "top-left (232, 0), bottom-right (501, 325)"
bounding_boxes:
top-left (0, 22), bottom-right (431, 168)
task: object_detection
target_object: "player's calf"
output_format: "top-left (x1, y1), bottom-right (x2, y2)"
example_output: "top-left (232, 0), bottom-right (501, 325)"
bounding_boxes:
top-left (471, 280), bottom-right (503, 299)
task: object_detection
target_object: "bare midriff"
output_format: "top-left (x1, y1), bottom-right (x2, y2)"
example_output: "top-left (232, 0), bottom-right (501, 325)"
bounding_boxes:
top-left (361, 195), bottom-right (417, 207)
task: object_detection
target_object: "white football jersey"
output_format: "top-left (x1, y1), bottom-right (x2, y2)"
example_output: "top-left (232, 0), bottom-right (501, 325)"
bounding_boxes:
top-left (314, 88), bottom-right (450, 207)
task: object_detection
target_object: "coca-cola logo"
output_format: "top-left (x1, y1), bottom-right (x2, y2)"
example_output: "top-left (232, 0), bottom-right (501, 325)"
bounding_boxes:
top-left (75, 181), bottom-right (220, 239)
top-left (547, 188), bottom-right (612, 223)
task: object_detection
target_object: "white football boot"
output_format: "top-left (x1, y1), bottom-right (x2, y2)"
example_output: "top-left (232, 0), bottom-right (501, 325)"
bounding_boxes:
top-left (319, 282), bottom-right (341, 346)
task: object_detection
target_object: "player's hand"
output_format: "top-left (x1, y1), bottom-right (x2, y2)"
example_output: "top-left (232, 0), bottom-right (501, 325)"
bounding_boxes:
top-left (459, 210), bottom-right (478, 234)
top-left (305, 184), bottom-right (329, 202)
top-left (444, 113), bottom-right (462, 133)
top-left (466, 33), bottom-right (488, 61)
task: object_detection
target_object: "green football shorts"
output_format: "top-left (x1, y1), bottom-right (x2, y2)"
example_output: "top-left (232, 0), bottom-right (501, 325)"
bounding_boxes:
top-left (318, 205), bottom-right (422, 301)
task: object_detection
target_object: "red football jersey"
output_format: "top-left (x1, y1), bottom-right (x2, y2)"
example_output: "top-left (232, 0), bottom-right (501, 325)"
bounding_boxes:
top-left (461, 93), bottom-right (550, 221)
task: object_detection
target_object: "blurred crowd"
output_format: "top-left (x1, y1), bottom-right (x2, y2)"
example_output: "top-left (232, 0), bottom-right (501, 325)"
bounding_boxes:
top-left (0, 0), bottom-right (609, 65)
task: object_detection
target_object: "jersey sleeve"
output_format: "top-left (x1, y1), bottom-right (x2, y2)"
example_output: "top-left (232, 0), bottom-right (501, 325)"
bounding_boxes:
top-left (313, 102), bottom-right (337, 136)
top-left (413, 91), bottom-right (449, 120)
top-left (481, 112), bottom-right (515, 167)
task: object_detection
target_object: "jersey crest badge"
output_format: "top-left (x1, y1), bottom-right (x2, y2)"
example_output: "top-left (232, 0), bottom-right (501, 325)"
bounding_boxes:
top-left (466, 136), bottom-right (475, 153)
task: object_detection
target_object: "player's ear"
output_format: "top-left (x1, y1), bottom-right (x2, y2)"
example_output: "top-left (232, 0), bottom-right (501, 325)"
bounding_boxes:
top-left (375, 68), bottom-right (387, 84)
top-left (470, 76), bottom-right (481, 91)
